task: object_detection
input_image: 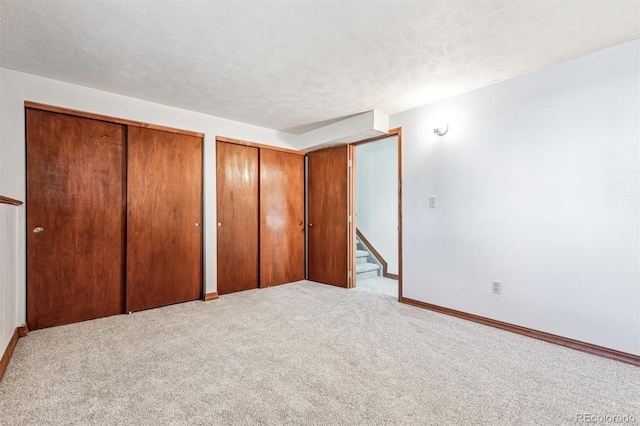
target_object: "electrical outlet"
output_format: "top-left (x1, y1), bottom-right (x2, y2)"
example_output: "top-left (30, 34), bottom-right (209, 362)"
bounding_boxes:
top-left (492, 281), bottom-right (501, 294)
top-left (428, 196), bottom-right (436, 208)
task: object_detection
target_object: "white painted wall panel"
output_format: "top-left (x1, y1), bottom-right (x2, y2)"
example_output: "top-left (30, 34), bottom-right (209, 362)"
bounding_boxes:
top-left (391, 40), bottom-right (640, 355)
top-left (0, 206), bottom-right (18, 358)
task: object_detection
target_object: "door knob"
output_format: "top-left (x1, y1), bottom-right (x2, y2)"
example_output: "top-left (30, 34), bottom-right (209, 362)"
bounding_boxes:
top-left (194, 222), bottom-right (201, 228)
top-left (298, 221), bottom-right (303, 225)
top-left (33, 227), bottom-right (44, 233)
top-left (217, 222), bottom-right (222, 227)
top-left (308, 223), bottom-right (313, 227)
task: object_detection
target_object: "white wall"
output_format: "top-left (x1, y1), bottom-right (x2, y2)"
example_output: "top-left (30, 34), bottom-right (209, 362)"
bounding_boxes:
top-left (0, 205), bottom-right (19, 358)
top-left (296, 110), bottom-right (388, 151)
top-left (356, 136), bottom-right (398, 274)
top-left (0, 67), bottom-right (298, 351)
top-left (391, 40), bottom-right (640, 355)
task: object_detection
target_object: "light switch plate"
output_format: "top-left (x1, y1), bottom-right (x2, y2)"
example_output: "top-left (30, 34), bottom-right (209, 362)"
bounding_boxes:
top-left (428, 196), bottom-right (436, 208)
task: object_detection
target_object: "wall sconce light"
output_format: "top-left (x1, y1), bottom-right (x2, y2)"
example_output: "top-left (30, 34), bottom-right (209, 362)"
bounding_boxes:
top-left (433, 123), bottom-right (449, 136)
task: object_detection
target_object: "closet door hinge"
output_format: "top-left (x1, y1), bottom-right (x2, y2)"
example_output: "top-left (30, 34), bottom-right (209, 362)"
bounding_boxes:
top-left (348, 215), bottom-right (352, 223)
top-left (348, 271), bottom-right (352, 279)
top-left (348, 160), bottom-right (352, 167)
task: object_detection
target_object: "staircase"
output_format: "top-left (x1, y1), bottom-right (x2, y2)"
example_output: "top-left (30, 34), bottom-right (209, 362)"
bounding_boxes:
top-left (355, 235), bottom-right (382, 281)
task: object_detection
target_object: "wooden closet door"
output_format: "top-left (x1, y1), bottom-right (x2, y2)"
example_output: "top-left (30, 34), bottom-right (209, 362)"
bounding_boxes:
top-left (307, 145), bottom-right (352, 288)
top-left (216, 142), bottom-right (259, 294)
top-left (260, 149), bottom-right (305, 287)
top-left (126, 127), bottom-right (203, 312)
top-left (26, 109), bottom-right (126, 330)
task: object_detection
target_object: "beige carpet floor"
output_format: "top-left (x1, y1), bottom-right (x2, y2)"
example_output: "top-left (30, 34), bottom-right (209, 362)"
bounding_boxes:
top-left (0, 280), bottom-right (638, 425)
top-left (356, 276), bottom-right (398, 298)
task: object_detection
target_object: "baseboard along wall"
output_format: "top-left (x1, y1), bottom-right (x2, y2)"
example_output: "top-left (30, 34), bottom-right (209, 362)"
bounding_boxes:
top-left (401, 297), bottom-right (640, 366)
top-left (0, 325), bottom-right (29, 382)
top-left (204, 292), bottom-right (219, 301)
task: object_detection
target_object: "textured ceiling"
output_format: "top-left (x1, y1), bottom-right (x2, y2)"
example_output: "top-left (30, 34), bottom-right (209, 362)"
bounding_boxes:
top-left (1, 1), bottom-right (638, 134)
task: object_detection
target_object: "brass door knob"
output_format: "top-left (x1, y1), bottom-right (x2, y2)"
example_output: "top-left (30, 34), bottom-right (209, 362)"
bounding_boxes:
top-left (33, 227), bottom-right (44, 233)
top-left (194, 222), bottom-right (201, 228)
top-left (217, 222), bottom-right (222, 227)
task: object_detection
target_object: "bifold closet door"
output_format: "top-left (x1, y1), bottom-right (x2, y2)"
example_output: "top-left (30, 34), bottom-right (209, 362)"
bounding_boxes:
top-left (260, 149), bottom-right (305, 286)
top-left (26, 109), bottom-right (126, 330)
top-left (216, 142), bottom-right (259, 294)
top-left (126, 127), bottom-right (203, 312)
top-left (307, 145), bottom-right (351, 288)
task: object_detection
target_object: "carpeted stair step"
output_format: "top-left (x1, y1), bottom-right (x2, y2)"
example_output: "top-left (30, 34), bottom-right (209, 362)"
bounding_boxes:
top-left (356, 262), bottom-right (380, 273)
top-left (356, 262), bottom-right (381, 280)
top-left (356, 250), bottom-right (369, 264)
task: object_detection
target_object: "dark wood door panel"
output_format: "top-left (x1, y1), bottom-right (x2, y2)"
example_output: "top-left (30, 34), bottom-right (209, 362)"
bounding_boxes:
top-left (216, 142), bottom-right (259, 295)
top-left (260, 149), bottom-right (305, 287)
top-left (307, 145), bottom-right (350, 287)
top-left (26, 109), bottom-right (126, 329)
top-left (126, 127), bottom-right (203, 312)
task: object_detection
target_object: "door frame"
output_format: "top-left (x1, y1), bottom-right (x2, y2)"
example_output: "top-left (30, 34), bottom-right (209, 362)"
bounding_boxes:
top-left (350, 127), bottom-right (403, 301)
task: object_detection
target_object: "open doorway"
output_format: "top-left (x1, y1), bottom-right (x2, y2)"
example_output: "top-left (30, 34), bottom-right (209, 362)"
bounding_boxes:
top-left (352, 129), bottom-right (402, 299)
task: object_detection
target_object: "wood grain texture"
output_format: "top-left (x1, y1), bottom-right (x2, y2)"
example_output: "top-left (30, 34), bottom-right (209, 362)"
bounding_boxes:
top-left (216, 136), bottom-right (305, 156)
top-left (0, 195), bottom-right (23, 206)
top-left (0, 328), bottom-right (19, 382)
top-left (216, 142), bottom-right (260, 295)
top-left (126, 127), bottom-right (203, 312)
top-left (17, 325), bottom-right (29, 338)
top-left (204, 292), bottom-right (219, 301)
top-left (307, 145), bottom-right (349, 287)
top-left (396, 128), bottom-right (403, 301)
top-left (347, 145), bottom-right (355, 288)
top-left (25, 102), bottom-right (203, 138)
top-left (26, 109), bottom-right (126, 330)
top-left (259, 149), bottom-right (305, 287)
top-left (401, 297), bottom-right (640, 366)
